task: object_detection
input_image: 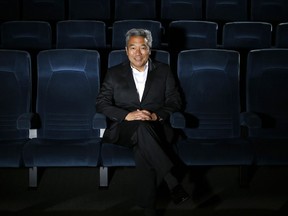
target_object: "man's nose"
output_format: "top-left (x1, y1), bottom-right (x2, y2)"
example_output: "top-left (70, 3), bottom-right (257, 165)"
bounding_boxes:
top-left (135, 48), bottom-right (141, 55)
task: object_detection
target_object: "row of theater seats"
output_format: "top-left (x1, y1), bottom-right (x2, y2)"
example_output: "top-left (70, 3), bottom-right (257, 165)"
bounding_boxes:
top-left (1, 0), bottom-right (288, 27)
top-left (1, 19), bottom-right (288, 52)
top-left (1, 48), bottom-right (288, 188)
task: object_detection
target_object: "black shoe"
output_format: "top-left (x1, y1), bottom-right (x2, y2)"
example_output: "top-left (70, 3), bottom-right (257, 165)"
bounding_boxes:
top-left (171, 184), bottom-right (190, 205)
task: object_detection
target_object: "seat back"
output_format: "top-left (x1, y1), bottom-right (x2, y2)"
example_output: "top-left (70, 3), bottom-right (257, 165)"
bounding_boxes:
top-left (56, 20), bottom-right (106, 49)
top-left (108, 49), bottom-right (170, 68)
top-left (275, 22), bottom-right (288, 48)
top-left (22, 0), bottom-right (65, 21)
top-left (222, 21), bottom-right (272, 50)
top-left (206, 0), bottom-right (248, 23)
top-left (250, 0), bottom-right (288, 24)
top-left (1, 21), bottom-right (52, 51)
top-left (68, 0), bottom-right (111, 22)
top-left (246, 49), bottom-right (288, 139)
top-left (114, 0), bottom-right (156, 20)
top-left (36, 49), bottom-right (101, 139)
top-left (168, 20), bottom-right (218, 52)
top-left (112, 20), bottom-right (163, 49)
top-left (0, 50), bottom-right (31, 139)
top-left (177, 49), bottom-right (241, 139)
top-left (161, 0), bottom-right (203, 21)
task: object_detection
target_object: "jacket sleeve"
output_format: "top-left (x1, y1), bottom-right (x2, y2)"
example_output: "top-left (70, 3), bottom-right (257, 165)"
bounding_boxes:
top-left (154, 64), bottom-right (182, 121)
top-left (95, 69), bottom-right (129, 122)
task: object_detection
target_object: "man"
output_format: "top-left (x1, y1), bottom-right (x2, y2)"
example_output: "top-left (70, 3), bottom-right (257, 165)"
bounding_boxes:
top-left (96, 28), bottom-right (189, 215)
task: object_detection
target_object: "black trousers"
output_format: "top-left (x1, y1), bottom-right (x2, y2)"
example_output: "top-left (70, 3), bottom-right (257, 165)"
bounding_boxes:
top-left (115, 120), bottom-right (176, 208)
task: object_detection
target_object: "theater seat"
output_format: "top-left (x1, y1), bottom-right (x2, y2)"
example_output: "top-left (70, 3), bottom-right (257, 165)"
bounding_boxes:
top-left (0, 50), bottom-right (32, 168)
top-left (23, 49), bottom-right (103, 187)
top-left (245, 48), bottom-right (288, 165)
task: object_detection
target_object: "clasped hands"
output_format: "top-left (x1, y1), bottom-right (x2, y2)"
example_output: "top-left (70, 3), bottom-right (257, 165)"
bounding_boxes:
top-left (125, 109), bottom-right (158, 121)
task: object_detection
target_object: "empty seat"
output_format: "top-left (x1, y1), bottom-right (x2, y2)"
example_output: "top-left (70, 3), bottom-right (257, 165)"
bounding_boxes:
top-left (250, 0), bottom-right (288, 25)
top-left (1, 21), bottom-right (52, 51)
top-left (168, 20), bottom-right (218, 52)
top-left (275, 22), bottom-right (288, 48)
top-left (111, 20), bottom-right (163, 49)
top-left (114, 0), bottom-right (157, 20)
top-left (245, 48), bottom-right (288, 165)
top-left (222, 21), bottom-right (272, 50)
top-left (174, 49), bottom-right (252, 185)
top-left (0, 50), bottom-right (32, 167)
top-left (68, 0), bottom-right (111, 23)
top-left (23, 49), bottom-right (102, 187)
top-left (22, 0), bottom-right (65, 21)
top-left (161, 0), bottom-right (203, 21)
top-left (206, 0), bottom-right (248, 23)
top-left (56, 20), bottom-right (107, 50)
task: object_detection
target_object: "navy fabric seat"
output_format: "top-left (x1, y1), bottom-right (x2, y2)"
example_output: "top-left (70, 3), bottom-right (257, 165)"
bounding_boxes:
top-left (56, 20), bottom-right (107, 50)
top-left (22, 0), bottom-right (65, 22)
top-left (168, 20), bottom-right (218, 72)
top-left (205, 0), bottom-right (249, 44)
top-left (206, 0), bottom-right (248, 23)
top-left (1, 21), bottom-right (52, 51)
top-left (22, 49), bottom-right (102, 187)
top-left (175, 49), bottom-right (253, 174)
top-left (99, 49), bottom-right (171, 187)
top-left (222, 21), bottom-right (273, 112)
top-left (245, 49), bottom-right (288, 165)
top-left (160, 0), bottom-right (202, 28)
top-left (250, 0), bottom-right (288, 25)
top-left (68, 0), bottom-right (111, 24)
top-left (275, 22), bottom-right (288, 48)
top-left (168, 20), bottom-right (218, 53)
top-left (222, 21), bottom-right (272, 51)
top-left (114, 0), bottom-right (156, 20)
top-left (0, 50), bottom-right (32, 167)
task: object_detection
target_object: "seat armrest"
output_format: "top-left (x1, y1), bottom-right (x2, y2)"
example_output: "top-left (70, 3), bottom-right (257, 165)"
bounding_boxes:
top-left (93, 113), bottom-right (107, 129)
top-left (170, 112), bottom-right (185, 128)
top-left (240, 112), bottom-right (262, 128)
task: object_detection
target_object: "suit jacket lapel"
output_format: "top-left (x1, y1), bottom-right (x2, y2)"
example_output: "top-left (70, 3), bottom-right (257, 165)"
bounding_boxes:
top-left (123, 62), bottom-right (141, 103)
top-left (141, 59), bottom-right (155, 102)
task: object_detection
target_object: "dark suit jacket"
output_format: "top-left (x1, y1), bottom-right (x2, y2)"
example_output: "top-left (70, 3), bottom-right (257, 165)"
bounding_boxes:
top-left (96, 59), bottom-right (182, 144)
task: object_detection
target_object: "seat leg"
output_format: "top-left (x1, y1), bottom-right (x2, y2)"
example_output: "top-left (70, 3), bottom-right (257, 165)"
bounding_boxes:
top-left (99, 166), bottom-right (108, 188)
top-left (29, 167), bottom-right (38, 188)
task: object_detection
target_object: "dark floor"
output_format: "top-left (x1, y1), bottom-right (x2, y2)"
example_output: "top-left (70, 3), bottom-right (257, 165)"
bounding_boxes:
top-left (1, 165), bottom-right (288, 216)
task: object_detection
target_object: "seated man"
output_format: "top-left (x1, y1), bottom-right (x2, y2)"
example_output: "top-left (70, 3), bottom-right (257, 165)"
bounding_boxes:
top-left (96, 28), bottom-right (189, 215)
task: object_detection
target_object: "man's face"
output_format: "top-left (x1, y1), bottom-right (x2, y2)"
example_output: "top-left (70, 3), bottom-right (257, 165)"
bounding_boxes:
top-left (125, 36), bottom-right (151, 71)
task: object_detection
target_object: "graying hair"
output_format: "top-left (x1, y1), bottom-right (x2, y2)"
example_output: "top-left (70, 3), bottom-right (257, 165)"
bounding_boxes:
top-left (125, 28), bottom-right (153, 48)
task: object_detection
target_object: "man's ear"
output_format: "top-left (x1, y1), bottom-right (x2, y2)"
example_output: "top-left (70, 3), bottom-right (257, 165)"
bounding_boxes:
top-left (125, 47), bottom-right (128, 55)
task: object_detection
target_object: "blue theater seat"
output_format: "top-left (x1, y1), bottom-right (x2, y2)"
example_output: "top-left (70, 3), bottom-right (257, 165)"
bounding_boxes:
top-left (56, 20), bottom-right (107, 50)
top-left (174, 49), bottom-right (253, 184)
top-left (0, 50), bottom-right (32, 167)
top-left (22, 49), bottom-right (103, 187)
top-left (114, 0), bottom-right (156, 20)
top-left (245, 49), bottom-right (288, 165)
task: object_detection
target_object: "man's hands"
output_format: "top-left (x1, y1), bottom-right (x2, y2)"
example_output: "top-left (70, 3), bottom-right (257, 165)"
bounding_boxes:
top-left (125, 109), bottom-right (158, 121)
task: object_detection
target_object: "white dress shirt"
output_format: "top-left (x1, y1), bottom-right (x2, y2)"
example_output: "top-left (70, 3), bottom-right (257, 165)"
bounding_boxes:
top-left (131, 63), bottom-right (148, 101)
